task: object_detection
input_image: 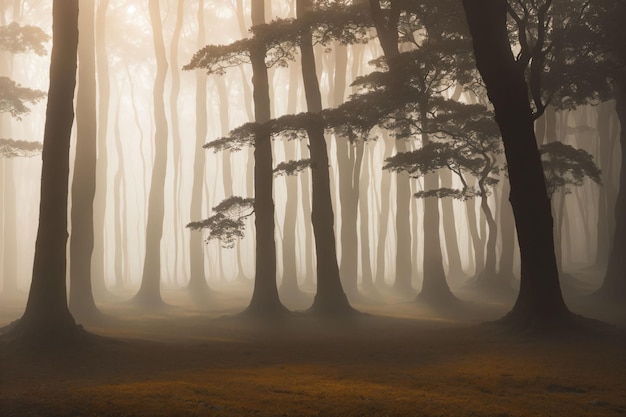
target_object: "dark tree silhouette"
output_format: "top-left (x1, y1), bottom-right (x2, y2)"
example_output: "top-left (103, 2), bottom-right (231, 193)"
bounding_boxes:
top-left (4, 0), bottom-right (80, 342)
top-left (461, 0), bottom-right (574, 329)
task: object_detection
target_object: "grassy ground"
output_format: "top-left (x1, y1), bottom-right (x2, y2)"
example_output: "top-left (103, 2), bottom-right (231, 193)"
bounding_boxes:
top-left (1, 288), bottom-right (625, 417)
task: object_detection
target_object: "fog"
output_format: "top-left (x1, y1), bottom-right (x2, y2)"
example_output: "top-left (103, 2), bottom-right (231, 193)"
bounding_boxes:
top-left (1, 0), bottom-right (625, 415)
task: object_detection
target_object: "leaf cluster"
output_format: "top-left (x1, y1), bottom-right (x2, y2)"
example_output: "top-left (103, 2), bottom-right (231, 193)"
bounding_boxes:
top-left (184, 2), bottom-right (371, 74)
top-left (540, 141), bottom-right (602, 196)
top-left (0, 76), bottom-right (46, 119)
top-left (0, 22), bottom-right (49, 56)
top-left (187, 196), bottom-right (255, 248)
top-left (0, 138), bottom-right (43, 158)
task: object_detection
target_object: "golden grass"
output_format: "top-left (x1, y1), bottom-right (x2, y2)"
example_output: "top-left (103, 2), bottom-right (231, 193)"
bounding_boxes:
top-left (1, 293), bottom-right (625, 417)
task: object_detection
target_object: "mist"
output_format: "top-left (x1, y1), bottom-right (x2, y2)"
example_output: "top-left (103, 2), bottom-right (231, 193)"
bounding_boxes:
top-left (1, 1), bottom-right (625, 416)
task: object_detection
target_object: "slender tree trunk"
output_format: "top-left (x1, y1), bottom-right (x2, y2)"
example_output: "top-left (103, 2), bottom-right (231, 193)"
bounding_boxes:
top-left (188, 0), bottom-right (210, 295)
top-left (439, 168), bottom-right (465, 279)
top-left (279, 64), bottom-right (301, 297)
top-left (462, 0), bottom-right (572, 328)
top-left (359, 142), bottom-right (375, 292)
top-left (69, 0), bottom-right (100, 321)
top-left (597, 80), bottom-right (626, 301)
top-left (14, 0), bottom-right (79, 340)
top-left (245, 0), bottom-right (287, 315)
top-left (594, 101), bottom-right (613, 268)
top-left (417, 115), bottom-right (455, 303)
top-left (134, 0), bottom-right (169, 306)
top-left (2, 160), bottom-right (18, 294)
top-left (92, 0), bottom-right (111, 300)
top-left (169, 0), bottom-right (185, 285)
top-left (375, 132), bottom-right (393, 287)
top-left (113, 93), bottom-right (125, 290)
top-left (298, 0), bottom-right (351, 313)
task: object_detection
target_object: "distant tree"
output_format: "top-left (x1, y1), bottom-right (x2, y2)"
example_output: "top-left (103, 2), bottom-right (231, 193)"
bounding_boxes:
top-left (133, 0), bottom-right (169, 308)
top-left (69, 0), bottom-right (100, 322)
top-left (5, 0), bottom-right (81, 343)
top-left (384, 103), bottom-right (505, 290)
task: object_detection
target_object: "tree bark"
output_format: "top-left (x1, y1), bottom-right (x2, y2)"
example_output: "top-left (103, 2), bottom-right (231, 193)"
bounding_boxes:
top-left (134, 0), bottom-right (169, 307)
top-left (188, 0), bottom-right (210, 295)
top-left (92, 0), bottom-right (111, 300)
top-left (69, 0), bottom-right (100, 321)
top-left (461, 0), bottom-right (572, 328)
top-left (245, 0), bottom-right (287, 315)
top-left (597, 80), bottom-right (626, 301)
top-left (14, 0), bottom-right (79, 339)
top-left (298, 0), bottom-right (351, 314)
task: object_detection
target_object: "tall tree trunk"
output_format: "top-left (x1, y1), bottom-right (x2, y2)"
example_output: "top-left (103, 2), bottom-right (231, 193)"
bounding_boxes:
top-left (169, 0), bottom-right (185, 285)
top-left (279, 63), bottom-right (301, 297)
top-left (497, 173), bottom-right (517, 282)
top-left (418, 114), bottom-right (455, 303)
top-left (298, 0), bottom-right (351, 314)
top-left (375, 132), bottom-right (393, 287)
top-left (92, 0), bottom-right (111, 300)
top-left (113, 93), bottom-right (125, 289)
top-left (359, 142), bottom-right (375, 293)
top-left (597, 80), bottom-right (626, 301)
top-left (439, 169), bottom-right (465, 279)
top-left (134, 0), bottom-right (169, 306)
top-left (13, 0), bottom-right (79, 340)
top-left (69, 0), bottom-right (100, 321)
top-left (245, 0), bottom-right (287, 315)
top-left (188, 0), bottom-right (210, 295)
top-left (594, 101), bottom-right (613, 268)
top-left (2, 160), bottom-right (18, 294)
top-left (462, 0), bottom-right (572, 329)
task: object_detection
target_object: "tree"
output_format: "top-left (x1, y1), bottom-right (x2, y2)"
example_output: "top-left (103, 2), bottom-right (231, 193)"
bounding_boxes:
top-left (461, 0), bottom-right (574, 329)
top-left (384, 103), bottom-right (506, 291)
top-left (5, 0), bottom-right (80, 342)
top-left (133, 0), bottom-right (169, 307)
top-left (69, 0), bottom-right (100, 321)
top-left (296, 0), bottom-right (352, 314)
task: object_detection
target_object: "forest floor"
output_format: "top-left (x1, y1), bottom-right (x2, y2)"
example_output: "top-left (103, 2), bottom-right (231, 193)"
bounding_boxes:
top-left (1, 283), bottom-right (625, 417)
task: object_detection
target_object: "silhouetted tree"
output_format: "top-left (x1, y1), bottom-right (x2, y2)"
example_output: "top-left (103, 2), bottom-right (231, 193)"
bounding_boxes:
top-left (6, 0), bottom-right (80, 342)
top-left (461, 0), bottom-right (574, 329)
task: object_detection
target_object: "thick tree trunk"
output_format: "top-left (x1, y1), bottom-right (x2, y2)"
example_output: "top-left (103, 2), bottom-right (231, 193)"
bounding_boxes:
top-left (298, 0), bottom-right (351, 314)
top-left (13, 0), bottom-right (79, 340)
top-left (497, 175), bottom-right (517, 282)
top-left (134, 0), bottom-right (169, 307)
top-left (69, 0), bottom-right (100, 321)
top-left (462, 0), bottom-right (572, 328)
top-left (245, 0), bottom-right (287, 315)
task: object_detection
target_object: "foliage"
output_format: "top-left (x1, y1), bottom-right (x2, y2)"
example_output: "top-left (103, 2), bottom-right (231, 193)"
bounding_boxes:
top-left (0, 138), bottom-right (42, 158)
top-left (540, 141), bottom-right (602, 196)
top-left (187, 197), bottom-right (255, 248)
top-left (274, 159), bottom-right (312, 177)
top-left (0, 22), bottom-right (49, 56)
top-left (184, 2), bottom-right (370, 74)
top-left (0, 76), bottom-right (46, 119)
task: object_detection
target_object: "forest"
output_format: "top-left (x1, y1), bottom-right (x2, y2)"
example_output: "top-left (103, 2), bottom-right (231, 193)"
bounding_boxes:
top-left (1, 0), bottom-right (625, 416)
